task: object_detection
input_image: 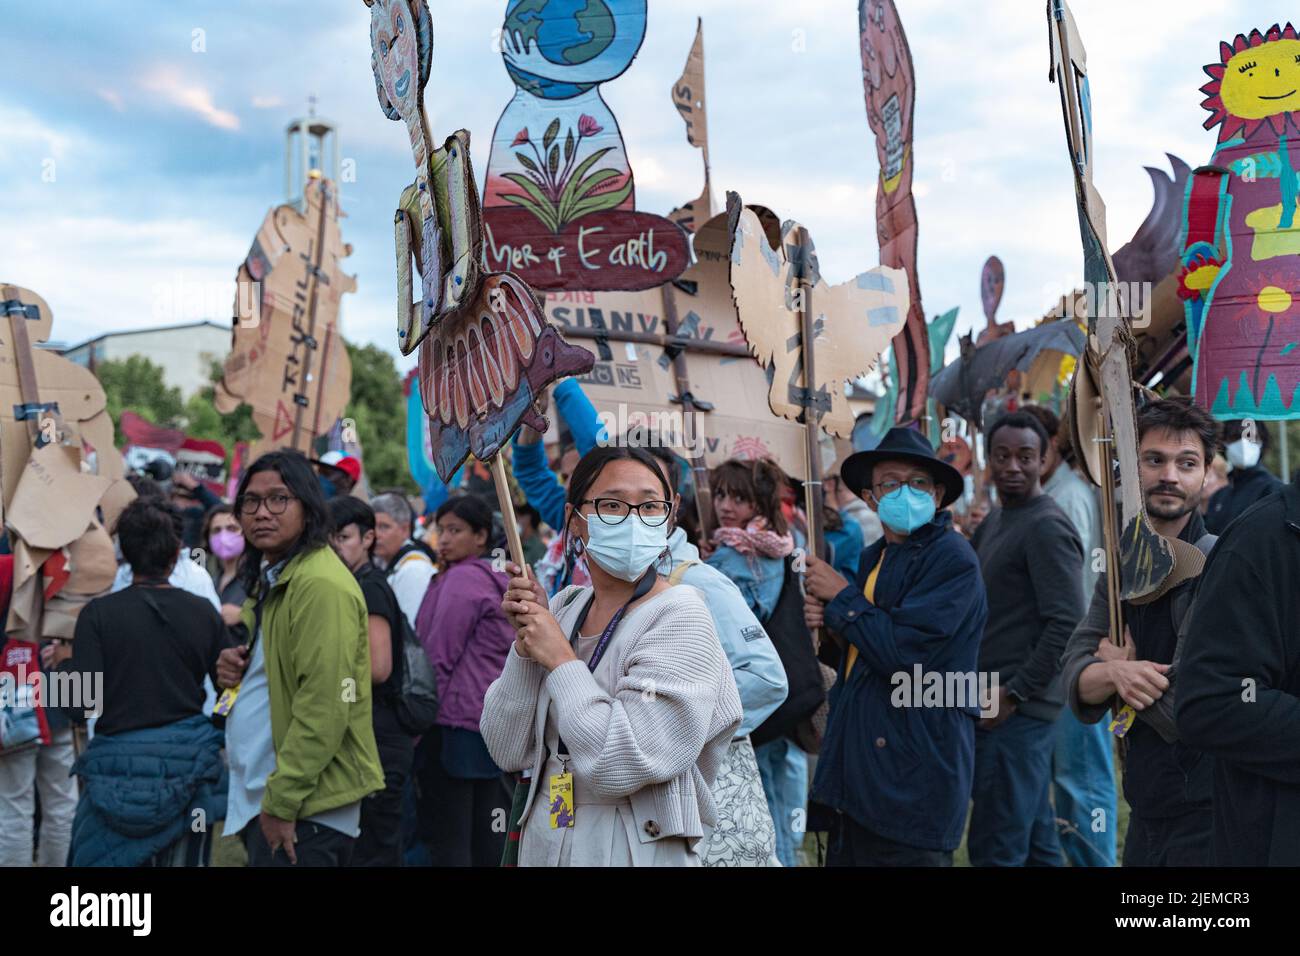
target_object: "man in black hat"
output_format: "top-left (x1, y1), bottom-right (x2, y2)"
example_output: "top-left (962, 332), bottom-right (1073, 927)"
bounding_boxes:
top-left (967, 411), bottom-right (1084, 867)
top-left (803, 427), bottom-right (988, 866)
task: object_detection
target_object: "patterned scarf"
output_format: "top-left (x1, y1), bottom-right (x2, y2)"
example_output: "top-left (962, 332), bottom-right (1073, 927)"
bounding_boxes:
top-left (711, 517), bottom-right (794, 559)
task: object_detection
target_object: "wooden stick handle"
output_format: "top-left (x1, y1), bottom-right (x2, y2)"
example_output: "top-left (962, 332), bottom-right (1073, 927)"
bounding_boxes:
top-left (490, 453), bottom-right (528, 572)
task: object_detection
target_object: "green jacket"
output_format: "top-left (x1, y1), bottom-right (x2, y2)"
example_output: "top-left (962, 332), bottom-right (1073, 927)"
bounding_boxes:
top-left (241, 545), bottom-right (384, 821)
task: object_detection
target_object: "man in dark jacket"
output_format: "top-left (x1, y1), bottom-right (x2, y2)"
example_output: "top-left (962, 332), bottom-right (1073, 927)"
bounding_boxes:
top-left (1177, 475), bottom-right (1300, 866)
top-left (1203, 419), bottom-right (1283, 534)
top-left (803, 428), bottom-right (987, 866)
top-left (1061, 397), bottom-right (1220, 865)
top-left (968, 412), bottom-right (1084, 867)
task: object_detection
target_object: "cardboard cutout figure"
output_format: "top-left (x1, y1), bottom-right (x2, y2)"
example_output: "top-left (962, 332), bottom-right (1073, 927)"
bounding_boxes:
top-left (1048, 0), bottom-right (1180, 604)
top-left (545, 207), bottom-right (807, 473)
top-left (215, 177), bottom-right (355, 460)
top-left (481, 0), bottom-right (689, 291)
top-left (667, 18), bottom-right (711, 234)
top-left (1, 284), bottom-right (126, 641)
top-left (727, 201), bottom-right (909, 440)
top-left (366, 0), bottom-right (483, 354)
top-left (977, 256), bottom-right (1015, 346)
top-left (1180, 22), bottom-right (1300, 418)
top-left (860, 0), bottom-right (930, 426)
top-left (417, 272), bottom-right (592, 481)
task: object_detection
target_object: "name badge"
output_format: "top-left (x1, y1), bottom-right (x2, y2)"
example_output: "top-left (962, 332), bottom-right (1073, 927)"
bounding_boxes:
top-left (1109, 704), bottom-right (1136, 738)
top-left (213, 684), bottom-right (240, 718)
top-left (549, 771), bottom-right (575, 829)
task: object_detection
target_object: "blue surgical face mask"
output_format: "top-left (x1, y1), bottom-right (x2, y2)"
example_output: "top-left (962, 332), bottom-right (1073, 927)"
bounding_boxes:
top-left (581, 513), bottom-right (668, 582)
top-left (875, 485), bottom-right (937, 535)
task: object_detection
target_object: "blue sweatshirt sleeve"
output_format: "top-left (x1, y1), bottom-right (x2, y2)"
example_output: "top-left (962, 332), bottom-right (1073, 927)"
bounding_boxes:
top-left (682, 564), bottom-right (787, 737)
top-left (512, 441), bottom-right (567, 532)
top-left (553, 378), bottom-right (606, 456)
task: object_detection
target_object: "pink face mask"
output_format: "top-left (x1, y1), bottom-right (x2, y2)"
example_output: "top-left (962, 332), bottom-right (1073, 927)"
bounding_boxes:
top-left (209, 528), bottom-right (245, 561)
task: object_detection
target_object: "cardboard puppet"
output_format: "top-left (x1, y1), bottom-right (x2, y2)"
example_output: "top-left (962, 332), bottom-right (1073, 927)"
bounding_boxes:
top-left (860, 0), bottom-right (931, 426)
top-left (214, 176), bottom-right (355, 460)
top-left (1048, 0), bottom-right (1185, 603)
top-left (1, 284), bottom-right (125, 642)
top-left (727, 198), bottom-right (910, 440)
top-left (366, 0), bottom-right (482, 354)
top-left (480, 0), bottom-right (689, 291)
top-left (366, 0), bottom-right (594, 484)
top-left (1181, 22), bottom-right (1300, 418)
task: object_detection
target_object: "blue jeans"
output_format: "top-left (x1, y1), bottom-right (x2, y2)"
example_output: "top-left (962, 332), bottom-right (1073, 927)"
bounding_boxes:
top-left (1053, 707), bottom-right (1117, 866)
top-left (969, 712), bottom-right (1062, 867)
top-left (754, 737), bottom-right (808, 867)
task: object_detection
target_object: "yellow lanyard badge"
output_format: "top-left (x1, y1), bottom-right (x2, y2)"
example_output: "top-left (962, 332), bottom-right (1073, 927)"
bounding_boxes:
top-left (549, 769), bottom-right (575, 829)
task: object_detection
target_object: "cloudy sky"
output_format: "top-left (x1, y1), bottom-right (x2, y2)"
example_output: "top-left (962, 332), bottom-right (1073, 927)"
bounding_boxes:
top-left (1, 0), bottom-right (1268, 372)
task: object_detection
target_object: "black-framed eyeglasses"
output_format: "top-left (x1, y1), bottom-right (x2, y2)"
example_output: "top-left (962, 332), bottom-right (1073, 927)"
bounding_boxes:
top-left (236, 493), bottom-right (298, 517)
top-left (873, 476), bottom-right (935, 496)
top-left (579, 498), bottom-right (673, 527)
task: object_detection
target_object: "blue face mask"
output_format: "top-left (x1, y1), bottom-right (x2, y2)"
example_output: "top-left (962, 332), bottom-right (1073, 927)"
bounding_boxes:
top-left (581, 513), bottom-right (669, 582)
top-left (876, 485), bottom-right (937, 535)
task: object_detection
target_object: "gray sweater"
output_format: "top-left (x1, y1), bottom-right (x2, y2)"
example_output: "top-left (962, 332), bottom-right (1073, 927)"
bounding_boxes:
top-left (480, 585), bottom-right (742, 846)
top-left (972, 494), bottom-right (1084, 720)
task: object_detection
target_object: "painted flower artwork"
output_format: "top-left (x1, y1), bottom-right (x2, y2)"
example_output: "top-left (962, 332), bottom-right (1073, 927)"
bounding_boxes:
top-left (500, 114), bottom-right (633, 233)
top-left (480, 0), bottom-right (689, 292)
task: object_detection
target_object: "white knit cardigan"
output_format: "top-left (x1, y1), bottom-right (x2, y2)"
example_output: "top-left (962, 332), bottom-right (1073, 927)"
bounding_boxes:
top-left (480, 584), bottom-right (743, 843)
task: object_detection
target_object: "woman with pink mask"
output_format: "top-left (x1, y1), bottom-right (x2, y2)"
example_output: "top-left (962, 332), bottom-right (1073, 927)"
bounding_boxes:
top-left (202, 505), bottom-right (247, 628)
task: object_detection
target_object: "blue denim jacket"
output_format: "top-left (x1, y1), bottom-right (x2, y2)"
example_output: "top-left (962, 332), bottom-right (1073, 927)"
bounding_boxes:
top-left (705, 543), bottom-right (784, 622)
top-left (669, 530), bottom-right (787, 737)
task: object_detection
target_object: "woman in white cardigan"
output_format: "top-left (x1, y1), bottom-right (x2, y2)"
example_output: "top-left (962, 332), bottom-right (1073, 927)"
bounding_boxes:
top-left (482, 446), bottom-right (742, 866)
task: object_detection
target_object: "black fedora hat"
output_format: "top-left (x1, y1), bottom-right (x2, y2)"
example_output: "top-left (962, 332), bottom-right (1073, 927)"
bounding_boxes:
top-left (841, 427), bottom-right (965, 507)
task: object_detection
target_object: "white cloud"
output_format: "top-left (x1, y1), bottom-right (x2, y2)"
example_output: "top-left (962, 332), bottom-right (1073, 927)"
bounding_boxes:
top-left (139, 66), bottom-right (240, 131)
top-left (97, 88), bottom-right (125, 112)
top-left (0, 103), bottom-right (76, 163)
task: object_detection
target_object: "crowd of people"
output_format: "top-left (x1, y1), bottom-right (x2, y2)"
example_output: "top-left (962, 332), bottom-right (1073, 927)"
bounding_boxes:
top-left (1, 376), bottom-right (1297, 868)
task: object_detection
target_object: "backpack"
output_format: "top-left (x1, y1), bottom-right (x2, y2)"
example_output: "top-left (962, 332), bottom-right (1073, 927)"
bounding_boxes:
top-left (391, 612), bottom-right (439, 737)
top-left (388, 540), bottom-right (436, 578)
top-left (750, 557), bottom-right (826, 750)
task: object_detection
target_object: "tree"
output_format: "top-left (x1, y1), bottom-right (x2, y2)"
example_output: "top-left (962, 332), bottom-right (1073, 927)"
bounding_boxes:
top-left (95, 356), bottom-right (185, 446)
top-left (181, 362), bottom-right (260, 450)
top-left (94, 356), bottom-right (257, 455)
top-left (344, 340), bottom-right (415, 493)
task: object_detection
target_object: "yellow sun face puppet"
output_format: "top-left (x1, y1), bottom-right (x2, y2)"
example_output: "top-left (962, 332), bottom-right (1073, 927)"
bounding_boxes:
top-left (1213, 35), bottom-right (1300, 128)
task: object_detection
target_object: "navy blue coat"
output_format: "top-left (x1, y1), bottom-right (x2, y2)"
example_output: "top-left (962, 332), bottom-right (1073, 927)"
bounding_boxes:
top-left (68, 714), bottom-right (227, 867)
top-left (811, 511), bottom-right (987, 852)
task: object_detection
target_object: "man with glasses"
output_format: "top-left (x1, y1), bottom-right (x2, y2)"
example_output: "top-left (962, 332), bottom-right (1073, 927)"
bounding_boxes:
top-left (802, 427), bottom-right (986, 866)
top-left (967, 411), bottom-right (1084, 866)
top-left (215, 450), bottom-right (383, 867)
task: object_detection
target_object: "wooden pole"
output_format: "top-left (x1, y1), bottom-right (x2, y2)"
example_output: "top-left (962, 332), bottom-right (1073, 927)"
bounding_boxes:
top-left (794, 227), bottom-right (825, 653)
top-left (560, 325), bottom-right (750, 359)
top-left (659, 283), bottom-right (714, 539)
top-left (490, 453), bottom-right (528, 572)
